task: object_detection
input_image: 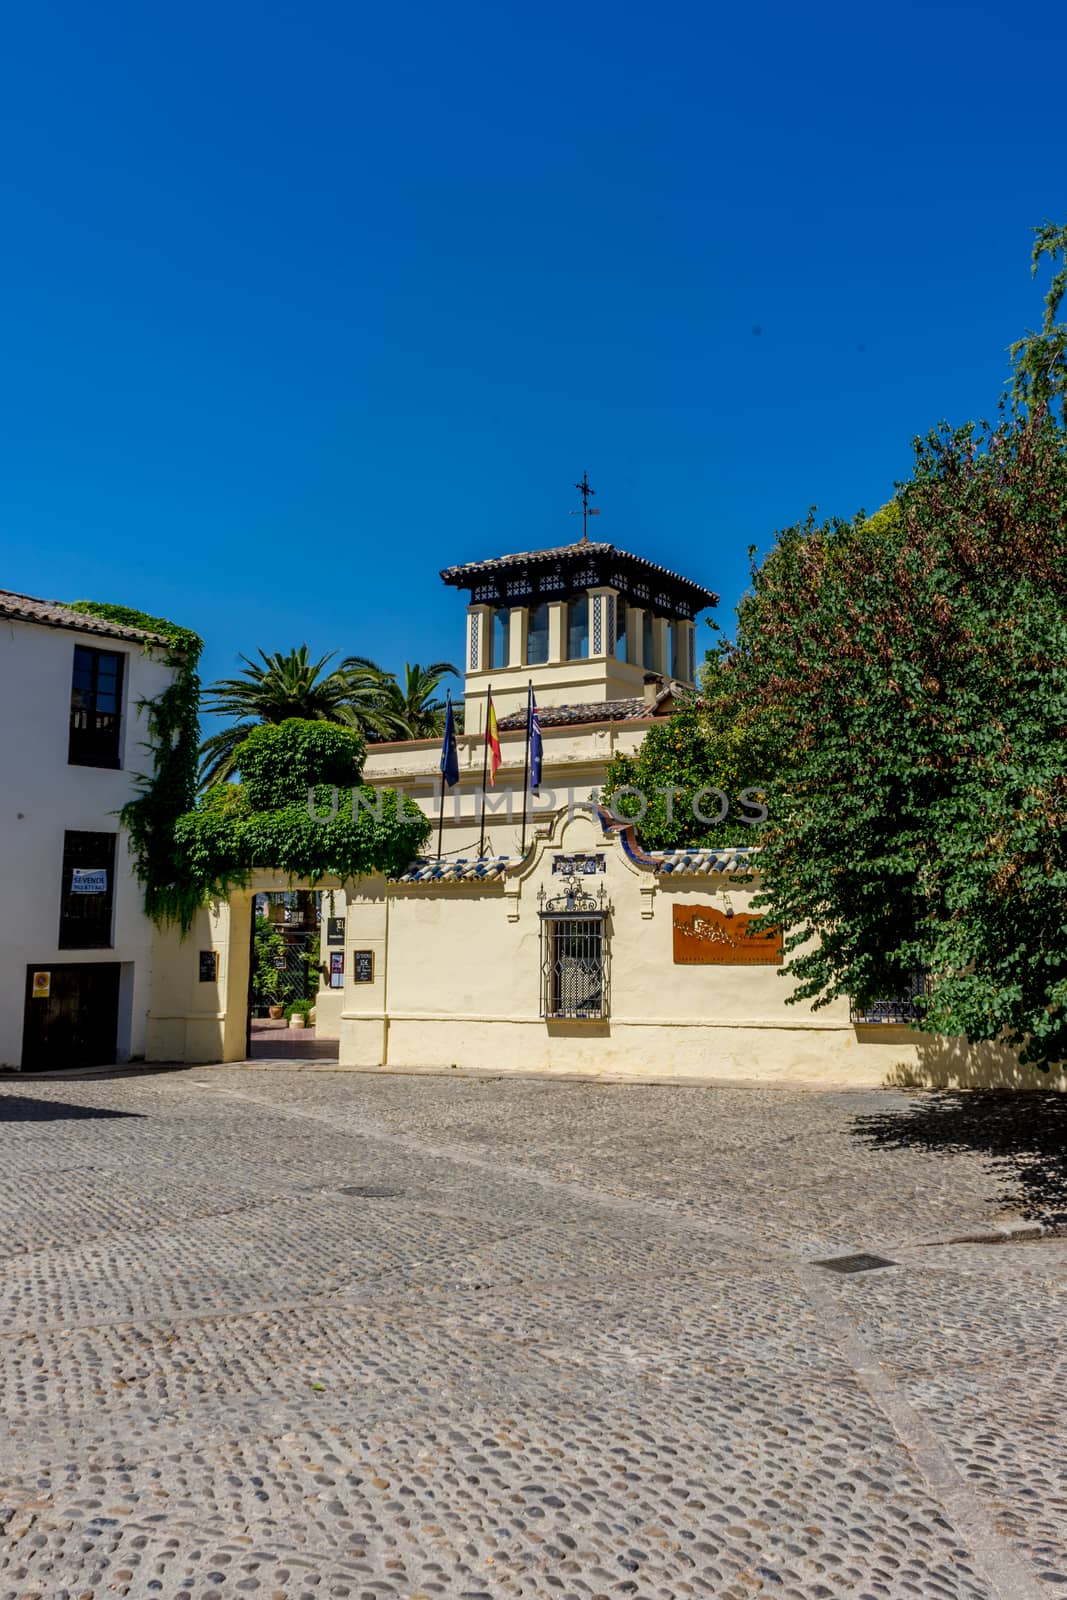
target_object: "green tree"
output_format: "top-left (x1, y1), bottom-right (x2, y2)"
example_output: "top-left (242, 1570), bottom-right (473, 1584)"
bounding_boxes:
top-left (251, 913), bottom-right (285, 1009)
top-left (601, 655), bottom-right (770, 850)
top-left (176, 719), bottom-right (429, 910)
top-left (357, 660), bottom-right (458, 740)
top-left (199, 647), bottom-right (398, 786)
top-left (1010, 218), bottom-right (1067, 423)
top-left (731, 408), bottom-right (1067, 1071)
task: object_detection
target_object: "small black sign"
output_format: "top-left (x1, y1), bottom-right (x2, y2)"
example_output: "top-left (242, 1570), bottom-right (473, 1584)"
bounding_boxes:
top-left (326, 917), bottom-right (346, 946)
top-left (199, 950), bottom-right (218, 982)
top-left (273, 955), bottom-right (287, 970)
top-left (353, 949), bottom-right (374, 984)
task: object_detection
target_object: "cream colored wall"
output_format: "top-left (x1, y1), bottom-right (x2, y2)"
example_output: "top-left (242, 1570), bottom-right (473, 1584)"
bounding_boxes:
top-left (361, 719), bottom-right (653, 857)
top-left (465, 655), bottom-right (652, 732)
top-left (332, 805), bottom-right (1052, 1091)
top-left (146, 891), bottom-right (252, 1064)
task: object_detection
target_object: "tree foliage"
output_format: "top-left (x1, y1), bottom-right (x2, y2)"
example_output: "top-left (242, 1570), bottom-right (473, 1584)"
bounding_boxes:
top-left (354, 659), bottom-right (458, 740)
top-left (199, 647), bottom-right (379, 786)
top-left (200, 647), bottom-right (459, 784)
top-left (1010, 218), bottom-right (1067, 424)
top-left (174, 720), bottom-right (429, 928)
top-left (67, 601), bottom-right (204, 928)
top-left (601, 659), bottom-right (770, 850)
top-left (731, 412), bottom-right (1067, 1069)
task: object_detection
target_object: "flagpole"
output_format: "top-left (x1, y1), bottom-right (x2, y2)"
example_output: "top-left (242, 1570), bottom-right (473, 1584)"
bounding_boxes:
top-left (478, 683), bottom-right (492, 858)
top-left (437, 690), bottom-right (454, 860)
top-left (520, 680), bottom-right (532, 855)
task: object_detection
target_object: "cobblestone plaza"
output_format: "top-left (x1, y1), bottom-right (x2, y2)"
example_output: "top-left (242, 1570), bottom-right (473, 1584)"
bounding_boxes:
top-left (1, 1067), bottom-right (1065, 1599)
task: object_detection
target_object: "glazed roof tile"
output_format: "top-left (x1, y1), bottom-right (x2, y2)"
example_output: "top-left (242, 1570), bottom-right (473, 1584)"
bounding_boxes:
top-left (395, 856), bottom-right (518, 883)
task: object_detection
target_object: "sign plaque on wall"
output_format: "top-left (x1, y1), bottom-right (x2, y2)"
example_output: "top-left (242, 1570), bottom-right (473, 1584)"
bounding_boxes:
top-left (71, 868), bottom-right (108, 894)
top-left (198, 951), bottom-right (218, 982)
top-left (352, 950), bottom-right (374, 984)
top-left (326, 917), bottom-right (345, 946)
top-left (552, 853), bottom-right (605, 876)
top-left (329, 951), bottom-right (345, 988)
top-left (672, 906), bottom-right (782, 965)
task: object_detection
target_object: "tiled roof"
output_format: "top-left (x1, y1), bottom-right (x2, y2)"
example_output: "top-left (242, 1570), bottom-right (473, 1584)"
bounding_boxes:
top-left (393, 843), bottom-right (758, 884)
top-left (394, 856), bottom-right (519, 883)
top-left (441, 539), bottom-right (614, 576)
top-left (654, 847), bottom-right (756, 875)
top-left (440, 539), bottom-right (717, 611)
top-left (496, 679), bottom-right (689, 732)
top-left (0, 591), bottom-right (171, 647)
top-left (496, 697), bottom-right (646, 731)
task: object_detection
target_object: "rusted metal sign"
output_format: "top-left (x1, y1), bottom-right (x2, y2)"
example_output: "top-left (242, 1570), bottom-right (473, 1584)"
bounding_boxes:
top-left (672, 905), bottom-right (782, 965)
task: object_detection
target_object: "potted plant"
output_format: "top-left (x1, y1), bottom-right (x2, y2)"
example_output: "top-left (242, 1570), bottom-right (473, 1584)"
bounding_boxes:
top-left (253, 915), bottom-right (287, 1019)
top-left (285, 998), bottom-right (315, 1030)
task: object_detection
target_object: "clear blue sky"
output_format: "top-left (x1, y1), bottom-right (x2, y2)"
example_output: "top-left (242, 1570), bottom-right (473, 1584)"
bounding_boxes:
top-left (1, 0), bottom-right (1064, 695)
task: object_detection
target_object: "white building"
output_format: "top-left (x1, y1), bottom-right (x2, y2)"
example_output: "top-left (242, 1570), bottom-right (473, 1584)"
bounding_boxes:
top-left (0, 591), bottom-right (178, 1070)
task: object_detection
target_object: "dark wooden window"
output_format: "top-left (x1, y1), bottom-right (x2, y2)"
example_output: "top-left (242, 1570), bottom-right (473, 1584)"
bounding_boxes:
top-left (58, 831), bottom-right (117, 950)
top-left (69, 645), bottom-right (125, 768)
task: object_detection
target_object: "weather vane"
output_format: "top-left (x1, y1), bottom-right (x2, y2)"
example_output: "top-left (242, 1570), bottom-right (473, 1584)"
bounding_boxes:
top-left (571, 471), bottom-right (601, 542)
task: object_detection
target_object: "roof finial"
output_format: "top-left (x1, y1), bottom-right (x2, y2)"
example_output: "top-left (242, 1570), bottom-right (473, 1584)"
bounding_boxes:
top-left (571, 471), bottom-right (600, 543)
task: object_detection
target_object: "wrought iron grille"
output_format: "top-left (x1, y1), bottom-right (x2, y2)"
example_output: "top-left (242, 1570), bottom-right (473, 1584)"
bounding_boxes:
top-left (541, 916), bottom-right (608, 1019)
top-left (539, 874), bottom-right (610, 1019)
top-left (851, 971), bottom-right (928, 1024)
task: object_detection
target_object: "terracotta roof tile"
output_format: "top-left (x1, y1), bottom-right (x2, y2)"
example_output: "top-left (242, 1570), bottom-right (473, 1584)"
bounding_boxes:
top-left (495, 679), bottom-right (689, 731)
top-left (496, 697), bottom-right (647, 731)
top-left (439, 539), bottom-right (717, 612)
top-left (0, 590), bottom-right (171, 647)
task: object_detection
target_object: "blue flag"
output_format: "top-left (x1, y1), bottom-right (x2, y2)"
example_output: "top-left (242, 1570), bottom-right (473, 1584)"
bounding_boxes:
top-left (439, 692), bottom-right (459, 788)
top-left (528, 687), bottom-right (542, 795)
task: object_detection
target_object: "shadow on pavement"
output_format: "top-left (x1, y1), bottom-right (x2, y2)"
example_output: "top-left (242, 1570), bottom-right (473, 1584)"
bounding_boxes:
top-left (0, 1095), bottom-right (145, 1121)
top-left (853, 1091), bottom-right (1067, 1225)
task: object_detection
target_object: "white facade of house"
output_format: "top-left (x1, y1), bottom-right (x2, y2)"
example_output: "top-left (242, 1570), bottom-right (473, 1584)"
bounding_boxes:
top-left (0, 593), bottom-right (177, 1069)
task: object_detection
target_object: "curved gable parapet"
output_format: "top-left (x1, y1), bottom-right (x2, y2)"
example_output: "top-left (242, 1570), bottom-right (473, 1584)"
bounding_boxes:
top-left (596, 807), bottom-right (758, 876)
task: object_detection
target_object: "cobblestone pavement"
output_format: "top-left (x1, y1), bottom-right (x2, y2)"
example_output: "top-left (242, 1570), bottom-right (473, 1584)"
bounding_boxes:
top-left (2, 1067), bottom-right (1066, 1600)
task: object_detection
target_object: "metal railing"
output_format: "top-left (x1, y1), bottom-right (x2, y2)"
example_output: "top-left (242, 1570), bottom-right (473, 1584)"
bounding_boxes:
top-left (540, 916), bottom-right (608, 1019)
top-left (851, 971), bottom-right (927, 1024)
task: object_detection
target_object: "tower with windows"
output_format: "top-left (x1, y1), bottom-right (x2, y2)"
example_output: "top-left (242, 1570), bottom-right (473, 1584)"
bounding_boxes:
top-left (441, 535), bottom-right (717, 734)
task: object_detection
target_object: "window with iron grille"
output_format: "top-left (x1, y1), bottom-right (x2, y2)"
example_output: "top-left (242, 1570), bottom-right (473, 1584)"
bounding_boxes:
top-left (540, 915), bottom-right (608, 1019)
top-left (58, 831), bottom-right (117, 949)
top-left (850, 971), bottom-right (928, 1024)
top-left (69, 645), bottom-right (125, 768)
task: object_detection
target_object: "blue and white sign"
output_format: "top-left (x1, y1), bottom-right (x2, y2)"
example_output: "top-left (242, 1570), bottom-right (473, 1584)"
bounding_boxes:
top-left (71, 868), bottom-right (108, 894)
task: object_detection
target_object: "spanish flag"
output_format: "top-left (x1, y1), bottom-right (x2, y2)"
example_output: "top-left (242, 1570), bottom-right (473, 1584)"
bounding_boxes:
top-left (486, 695), bottom-right (502, 787)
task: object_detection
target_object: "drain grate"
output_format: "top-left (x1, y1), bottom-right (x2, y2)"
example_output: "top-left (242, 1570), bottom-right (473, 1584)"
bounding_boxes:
top-left (338, 1184), bottom-right (403, 1199)
top-left (814, 1252), bottom-right (896, 1274)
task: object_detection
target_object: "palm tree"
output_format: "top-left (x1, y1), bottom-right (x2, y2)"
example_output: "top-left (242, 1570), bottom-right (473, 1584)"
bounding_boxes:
top-left (199, 646), bottom-right (395, 787)
top-left (345, 659), bottom-right (459, 741)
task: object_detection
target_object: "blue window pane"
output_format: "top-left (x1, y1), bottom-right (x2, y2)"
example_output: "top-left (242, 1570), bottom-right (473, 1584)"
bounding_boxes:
top-left (528, 604), bottom-right (549, 666)
top-left (492, 608), bottom-right (510, 670)
top-left (567, 596), bottom-right (588, 661)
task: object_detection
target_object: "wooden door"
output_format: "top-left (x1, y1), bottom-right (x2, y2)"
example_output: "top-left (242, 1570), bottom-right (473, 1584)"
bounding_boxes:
top-left (21, 963), bottom-right (121, 1070)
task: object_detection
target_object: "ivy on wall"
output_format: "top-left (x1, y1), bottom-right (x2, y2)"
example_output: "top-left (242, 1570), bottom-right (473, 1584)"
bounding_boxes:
top-left (173, 720), bottom-right (430, 926)
top-left (67, 609), bottom-right (428, 932)
top-left (68, 601), bottom-right (205, 929)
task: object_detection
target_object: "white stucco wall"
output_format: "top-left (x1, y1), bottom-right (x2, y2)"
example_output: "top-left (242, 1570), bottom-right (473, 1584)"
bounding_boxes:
top-left (0, 614), bottom-right (176, 1068)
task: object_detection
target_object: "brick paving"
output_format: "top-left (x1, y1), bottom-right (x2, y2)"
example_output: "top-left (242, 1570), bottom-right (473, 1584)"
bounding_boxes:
top-left (1, 1067), bottom-right (1065, 1599)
